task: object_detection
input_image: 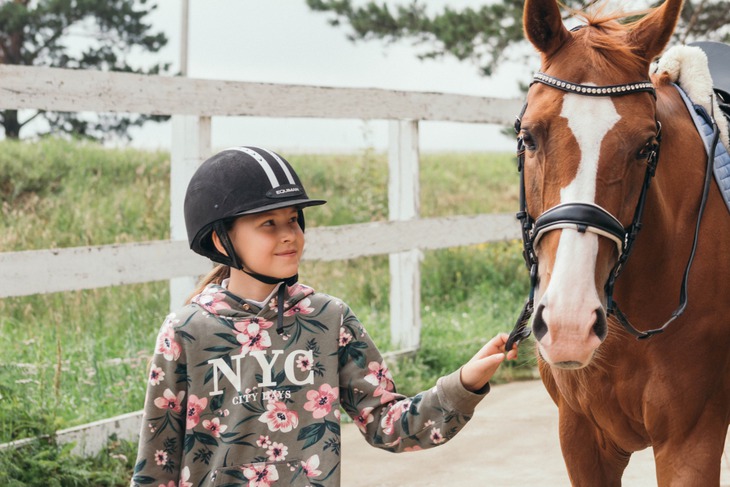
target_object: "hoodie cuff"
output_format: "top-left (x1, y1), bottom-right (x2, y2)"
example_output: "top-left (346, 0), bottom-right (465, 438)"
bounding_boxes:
top-left (436, 368), bottom-right (490, 415)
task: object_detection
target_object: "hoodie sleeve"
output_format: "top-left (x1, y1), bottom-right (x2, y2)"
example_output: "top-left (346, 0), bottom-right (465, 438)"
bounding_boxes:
top-left (337, 303), bottom-right (489, 452)
top-left (131, 312), bottom-right (188, 486)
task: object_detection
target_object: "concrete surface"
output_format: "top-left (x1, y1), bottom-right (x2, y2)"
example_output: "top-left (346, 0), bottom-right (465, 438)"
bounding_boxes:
top-left (341, 380), bottom-right (730, 486)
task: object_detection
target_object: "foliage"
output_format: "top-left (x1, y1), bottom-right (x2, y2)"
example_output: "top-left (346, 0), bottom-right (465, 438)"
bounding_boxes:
top-left (306, 0), bottom-right (730, 78)
top-left (0, 435), bottom-right (137, 486)
top-left (0, 0), bottom-right (170, 140)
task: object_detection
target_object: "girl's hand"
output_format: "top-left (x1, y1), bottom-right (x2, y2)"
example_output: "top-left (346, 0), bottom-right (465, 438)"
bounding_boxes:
top-left (460, 332), bottom-right (518, 393)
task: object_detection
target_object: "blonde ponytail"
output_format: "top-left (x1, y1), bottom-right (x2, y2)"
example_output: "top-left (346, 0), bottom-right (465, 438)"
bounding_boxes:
top-left (186, 264), bottom-right (231, 304)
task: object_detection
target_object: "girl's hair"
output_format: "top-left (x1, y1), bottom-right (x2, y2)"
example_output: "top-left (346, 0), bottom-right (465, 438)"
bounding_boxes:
top-left (186, 264), bottom-right (231, 304)
top-left (186, 218), bottom-right (235, 304)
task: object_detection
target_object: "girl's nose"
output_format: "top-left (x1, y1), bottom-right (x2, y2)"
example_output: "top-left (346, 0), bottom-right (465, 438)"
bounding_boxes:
top-left (280, 225), bottom-right (296, 242)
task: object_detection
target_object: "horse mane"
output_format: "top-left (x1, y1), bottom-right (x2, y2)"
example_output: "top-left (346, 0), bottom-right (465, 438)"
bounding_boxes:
top-left (560, 4), bottom-right (656, 76)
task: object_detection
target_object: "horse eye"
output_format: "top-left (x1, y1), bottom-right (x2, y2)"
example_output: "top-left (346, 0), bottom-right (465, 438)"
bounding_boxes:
top-left (636, 140), bottom-right (657, 159)
top-left (520, 130), bottom-right (537, 151)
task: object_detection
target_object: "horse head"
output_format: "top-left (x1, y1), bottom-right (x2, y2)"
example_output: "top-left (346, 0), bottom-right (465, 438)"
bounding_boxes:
top-left (517, 0), bottom-right (683, 368)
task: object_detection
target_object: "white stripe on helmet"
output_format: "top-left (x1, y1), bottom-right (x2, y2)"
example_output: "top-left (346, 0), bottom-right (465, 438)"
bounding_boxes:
top-left (225, 146), bottom-right (280, 188)
top-left (251, 146), bottom-right (296, 185)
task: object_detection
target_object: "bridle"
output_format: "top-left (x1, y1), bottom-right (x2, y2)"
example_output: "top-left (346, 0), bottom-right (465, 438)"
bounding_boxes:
top-left (506, 71), bottom-right (717, 351)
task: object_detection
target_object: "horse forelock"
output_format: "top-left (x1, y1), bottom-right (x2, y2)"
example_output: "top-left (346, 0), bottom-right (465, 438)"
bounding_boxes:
top-left (547, 6), bottom-right (655, 77)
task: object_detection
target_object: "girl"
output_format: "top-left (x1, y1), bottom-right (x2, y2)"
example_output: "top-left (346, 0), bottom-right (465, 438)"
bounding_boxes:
top-left (131, 146), bottom-right (518, 487)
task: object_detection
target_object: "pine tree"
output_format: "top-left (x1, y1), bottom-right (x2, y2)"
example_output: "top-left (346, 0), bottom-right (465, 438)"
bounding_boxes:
top-left (0, 0), bottom-right (170, 140)
top-left (306, 0), bottom-right (730, 77)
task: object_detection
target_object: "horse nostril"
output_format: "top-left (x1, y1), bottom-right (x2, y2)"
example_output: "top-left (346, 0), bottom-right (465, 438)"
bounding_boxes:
top-left (533, 304), bottom-right (548, 341)
top-left (592, 308), bottom-right (608, 341)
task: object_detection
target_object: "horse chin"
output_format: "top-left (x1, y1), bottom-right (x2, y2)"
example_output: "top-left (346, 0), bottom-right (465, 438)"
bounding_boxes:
top-left (537, 343), bottom-right (597, 370)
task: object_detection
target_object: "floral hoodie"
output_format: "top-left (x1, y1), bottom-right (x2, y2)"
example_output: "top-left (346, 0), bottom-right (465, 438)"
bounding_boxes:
top-left (131, 282), bottom-right (490, 487)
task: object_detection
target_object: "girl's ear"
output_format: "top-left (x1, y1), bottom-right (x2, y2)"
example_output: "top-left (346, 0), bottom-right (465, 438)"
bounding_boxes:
top-left (211, 230), bottom-right (228, 257)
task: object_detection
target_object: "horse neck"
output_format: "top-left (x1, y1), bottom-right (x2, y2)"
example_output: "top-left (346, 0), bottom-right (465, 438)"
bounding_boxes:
top-left (617, 82), bottom-right (725, 301)
top-left (644, 84), bottom-right (707, 235)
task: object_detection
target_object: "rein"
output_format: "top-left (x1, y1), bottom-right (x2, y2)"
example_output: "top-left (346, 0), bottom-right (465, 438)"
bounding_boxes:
top-left (506, 72), bottom-right (717, 351)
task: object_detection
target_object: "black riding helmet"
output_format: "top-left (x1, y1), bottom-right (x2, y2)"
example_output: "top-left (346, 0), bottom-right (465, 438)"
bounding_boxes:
top-left (184, 146), bottom-right (326, 280)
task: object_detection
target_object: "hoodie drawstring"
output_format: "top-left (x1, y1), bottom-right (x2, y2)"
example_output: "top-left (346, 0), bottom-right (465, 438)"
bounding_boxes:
top-left (276, 283), bottom-right (286, 335)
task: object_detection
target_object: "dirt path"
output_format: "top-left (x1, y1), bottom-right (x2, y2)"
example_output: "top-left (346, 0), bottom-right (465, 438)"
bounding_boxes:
top-left (340, 380), bottom-right (730, 486)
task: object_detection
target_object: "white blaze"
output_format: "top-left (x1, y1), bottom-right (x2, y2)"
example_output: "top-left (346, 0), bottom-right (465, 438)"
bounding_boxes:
top-left (543, 91), bottom-right (621, 323)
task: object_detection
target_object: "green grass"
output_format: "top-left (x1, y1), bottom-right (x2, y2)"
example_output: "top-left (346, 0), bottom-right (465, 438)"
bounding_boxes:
top-left (0, 139), bottom-right (536, 454)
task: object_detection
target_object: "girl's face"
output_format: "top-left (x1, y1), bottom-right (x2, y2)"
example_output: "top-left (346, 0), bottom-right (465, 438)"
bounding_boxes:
top-left (230, 206), bottom-right (304, 279)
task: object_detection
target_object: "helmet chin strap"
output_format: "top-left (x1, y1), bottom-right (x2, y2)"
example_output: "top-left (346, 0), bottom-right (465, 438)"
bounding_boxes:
top-left (242, 269), bottom-right (298, 287)
top-left (240, 270), bottom-right (297, 336)
top-left (213, 221), bottom-right (297, 334)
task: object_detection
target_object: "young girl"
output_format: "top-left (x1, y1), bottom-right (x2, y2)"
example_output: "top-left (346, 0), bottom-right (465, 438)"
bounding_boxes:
top-left (131, 146), bottom-right (518, 487)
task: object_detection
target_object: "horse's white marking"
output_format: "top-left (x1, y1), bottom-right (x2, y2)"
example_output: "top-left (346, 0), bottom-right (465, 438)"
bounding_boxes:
top-left (540, 91), bottom-right (621, 335)
top-left (560, 92), bottom-right (620, 202)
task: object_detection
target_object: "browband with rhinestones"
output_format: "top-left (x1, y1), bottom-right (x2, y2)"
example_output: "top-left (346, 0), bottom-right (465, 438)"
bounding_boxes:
top-left (532, 71), bottom-right (656, 98)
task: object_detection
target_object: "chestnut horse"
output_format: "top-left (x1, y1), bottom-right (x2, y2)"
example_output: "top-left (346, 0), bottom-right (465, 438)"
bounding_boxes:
top-left (510, 0), bottom-right (730, 484)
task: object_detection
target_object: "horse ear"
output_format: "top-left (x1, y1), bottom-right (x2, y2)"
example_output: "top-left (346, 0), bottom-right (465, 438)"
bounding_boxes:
top-left (628, 0), bottom-right (683, 62)
top-left (523, 0), bottom-right (570, 56)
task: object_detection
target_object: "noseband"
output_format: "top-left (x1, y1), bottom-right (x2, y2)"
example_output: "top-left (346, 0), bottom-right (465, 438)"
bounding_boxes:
top-left (507, 71), bottom-right (674, 350)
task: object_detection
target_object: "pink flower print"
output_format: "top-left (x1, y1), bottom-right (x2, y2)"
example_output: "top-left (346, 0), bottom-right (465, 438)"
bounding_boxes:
top-left (153, 389), bottom-right (185, 413)
top-left (258, 401), bottom-right (299, 433)
top-left (287, 283), bottom-right (314, 298)
top-left (353, 407), bottom-right (374, 433)
top-left (243, 463), bottom-right (279, 487)
top-left (202, 417), bottom-right (227, 437)
top-left (398, 400), bottom-right (412, 415)
top-left (149, 365), bottom-right (165, 386)
top-left (156, 322), bottom-right (181, 361)
top-left (364, 361), bottom-right (394, 389)
top-left (179, 466), bottom-right (193, 487)
top-left (338, 327), bottom-right (353, 346)
top-left (404, 445), bottom-right (423, 452)
top-left (364, 361), bottom-right (397, 403)
top-left (185, 395), bottom-right (208, 430)
top-left (301, 454), bottom-right (322, 478)
top-left (295, 354), bottom-right (313, 372)
top-left (154, 449), bottom-right (168, 466)
top-left (430, 427), bottom-right (445, 444)
top-left (158, 482), bottom-right (175, 487)
top-left (235, 318), bottom-right (273, 354)
top-left (196, 287), bottom-right (231, 313)
top-left (266, 441), bottom-right (288, 461)
top-left (383, 437), bottom-right (403, 448)
top-left (283, 297), bottom-right (314, 317)
top-left (303, 383), bottom-right (338, 419)
top-left (380, 403), bottom-right (405, 436)
top-left (256, 435), bottom-right (271, 448)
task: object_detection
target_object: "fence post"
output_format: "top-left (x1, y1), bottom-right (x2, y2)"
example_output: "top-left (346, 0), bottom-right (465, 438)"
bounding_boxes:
top-left (388, 120), bottom-right (422, 350)
top-left (169, 115), bottom-right (212, 311)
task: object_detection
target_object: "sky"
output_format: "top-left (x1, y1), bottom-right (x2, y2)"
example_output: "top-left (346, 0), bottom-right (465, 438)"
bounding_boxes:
top-left (126, 0), bottom-right (537, 153)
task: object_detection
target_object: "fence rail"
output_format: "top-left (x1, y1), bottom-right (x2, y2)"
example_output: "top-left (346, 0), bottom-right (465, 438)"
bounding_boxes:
top-left (0, 64), bottom-right (519, 122)
top-left (0, 64), bottom-right (523, 455)
top-left (0, 214), bottom-right (519, 298)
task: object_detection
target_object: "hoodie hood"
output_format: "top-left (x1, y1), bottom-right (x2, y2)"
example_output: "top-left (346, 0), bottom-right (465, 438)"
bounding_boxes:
top-left (191, 282), bottom-right (316, 325)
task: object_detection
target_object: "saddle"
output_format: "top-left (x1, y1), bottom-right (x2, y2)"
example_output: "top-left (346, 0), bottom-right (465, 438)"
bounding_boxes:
top-left (689, 41), bottom-right (730, 121)
top-left (654, 43), bottom-right (730, 215)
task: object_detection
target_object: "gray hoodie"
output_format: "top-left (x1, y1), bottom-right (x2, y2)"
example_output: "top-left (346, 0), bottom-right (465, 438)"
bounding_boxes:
top-left (131, 282), bottom-right (490, 486)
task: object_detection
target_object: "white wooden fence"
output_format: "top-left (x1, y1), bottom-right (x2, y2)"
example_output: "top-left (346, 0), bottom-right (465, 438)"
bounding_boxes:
top-left (0, 64), bottom-right (523, 454)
